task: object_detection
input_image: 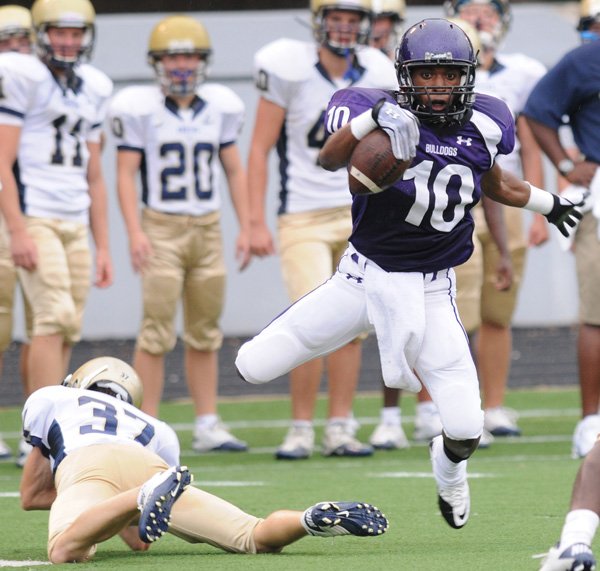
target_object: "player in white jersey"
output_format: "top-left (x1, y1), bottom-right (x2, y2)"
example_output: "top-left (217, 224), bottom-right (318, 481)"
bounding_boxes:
top-left (109, 16), bottom-right (249, 453)
top-left (20, 356), bottom-right (389, 563)
top-left (0, 4), bottom-right (33, 461)
top-left (444, 0), bottom-right (548, 446)
top-left (0, 0), bottom-right (113, 402)
top-left (248, 0), bottom-right (397, 460)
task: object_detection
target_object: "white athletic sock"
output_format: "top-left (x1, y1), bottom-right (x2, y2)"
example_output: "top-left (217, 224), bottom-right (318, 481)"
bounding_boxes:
top-left (381, 406), bottom-right (401, 425)
top-left (433, 439), bottom-right (467, 487)
top-left (195, 414), bottom-right (218, 430)
top-left (559, 509), bottom-right (600, 549)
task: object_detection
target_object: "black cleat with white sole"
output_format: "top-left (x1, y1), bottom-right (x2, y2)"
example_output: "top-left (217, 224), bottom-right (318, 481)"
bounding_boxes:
top-left (302, 501), bottom-right (388, 537)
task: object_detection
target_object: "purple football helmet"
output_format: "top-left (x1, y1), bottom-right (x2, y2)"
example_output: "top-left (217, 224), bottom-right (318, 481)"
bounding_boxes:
top-left (395, 18), bottom-right (477, 127)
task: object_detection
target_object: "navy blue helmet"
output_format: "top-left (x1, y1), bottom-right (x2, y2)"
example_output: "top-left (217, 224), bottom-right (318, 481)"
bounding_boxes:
top-left (395, 18), bottom-right (477, 127)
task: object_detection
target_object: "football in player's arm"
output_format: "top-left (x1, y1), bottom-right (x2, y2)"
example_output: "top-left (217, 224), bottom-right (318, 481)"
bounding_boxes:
top-left (19, 357), bottom-right (388, 564)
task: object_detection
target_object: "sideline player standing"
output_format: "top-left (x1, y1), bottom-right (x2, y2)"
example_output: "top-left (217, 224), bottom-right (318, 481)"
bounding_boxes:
top-left (109, 15), bottom-right (249, 452)
top-left (445, 0), bottom-right (548, 447)
top-left (0, 4), bottom-right (34, 460)
top-left (247, 0), bottom-right (397, 460)
top-left (20, 356), bottom-right (389, 563)
top-left (0, 0), bottom-right (113, 464)
top-left (237, 19), bottom-right (584, 529)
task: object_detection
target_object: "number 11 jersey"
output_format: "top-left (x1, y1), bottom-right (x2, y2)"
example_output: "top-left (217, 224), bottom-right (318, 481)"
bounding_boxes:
top-left (0, 52), bottom-right (112, 224)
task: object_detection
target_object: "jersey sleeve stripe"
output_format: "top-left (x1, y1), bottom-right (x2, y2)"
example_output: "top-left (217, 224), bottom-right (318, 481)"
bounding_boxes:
top-left (0, 106), bottom-right (24, 119)
top-left (219, 140), bottom-right (236, 149)
top-left (117, 144), bottom-right (144, 153)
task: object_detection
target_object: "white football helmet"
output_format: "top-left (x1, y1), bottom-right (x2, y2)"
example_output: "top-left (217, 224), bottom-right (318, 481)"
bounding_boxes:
top-left (62, 356), bottom-right (143, 408)
top-left (31, 0), bottom-right (95, 69)
top-left (310, 0), bottom-right (372, 55)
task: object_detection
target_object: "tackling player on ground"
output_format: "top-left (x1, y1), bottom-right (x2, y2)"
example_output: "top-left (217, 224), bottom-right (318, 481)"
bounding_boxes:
top-left (19, 356), bottom-right (388, 563)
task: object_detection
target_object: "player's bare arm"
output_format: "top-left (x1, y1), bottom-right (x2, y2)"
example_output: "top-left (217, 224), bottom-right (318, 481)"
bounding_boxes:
top-left (220, 144), bottom-right (251, 271)
top-left (0, 123), bottom-right (38, 270)
top-left (20, 446), bottom-right (56, 510)
top-left (87, 141), bottom-right (113, 288)
top-left (318, 122), bottom-right (359, 171)
top-left (116, 149), bottom-right (152, 273)
top-left (481, 195), bottom-right (512, 291)
top-left (247, 97), bottom-right (285, 257)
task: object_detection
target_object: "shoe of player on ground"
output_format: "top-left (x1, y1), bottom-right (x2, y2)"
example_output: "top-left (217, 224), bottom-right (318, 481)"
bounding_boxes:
top-left (369, 421), bottom-right (410, 450)
top-left (322, 421), bottom-right (373, 457)
top-left (572, 414), bottom-right (600, 459)
top-left (413, 404), bottom-right (443, 442)
top-left (539, 542), bottom-right (596, 571)
top-left (276, 425), bottom-right (315, 460)
top-left (0, 435), bottom-right (11, 460)
top-left (137, 466), bottom-right (192, 543)
top-left (301, 501), bottom-right (388, 537)
top-left (192, 420), bottom-right (248, 453)
top-left (429, 435), bottom-right (470, 529)
top-left (16, 437), bottom-right (32, 468)
top-left (484, 406), bottom-right (521, 437)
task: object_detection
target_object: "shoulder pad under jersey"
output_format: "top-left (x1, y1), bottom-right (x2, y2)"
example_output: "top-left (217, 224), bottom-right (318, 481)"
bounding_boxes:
top-left (77, 64), bottom-right (113, 98)
top-left (198, 82), bottom-right (245, 115)
top-left (254, 38), bottom-right (317, 83)
top-left (109, 85), bottom-right (163, 117)
top-left (0, 52), bottom-right (47, 83)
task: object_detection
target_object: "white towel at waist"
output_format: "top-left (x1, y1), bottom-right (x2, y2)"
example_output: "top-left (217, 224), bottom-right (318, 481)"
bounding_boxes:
top-left (364, 261), bottom-right (425, 393)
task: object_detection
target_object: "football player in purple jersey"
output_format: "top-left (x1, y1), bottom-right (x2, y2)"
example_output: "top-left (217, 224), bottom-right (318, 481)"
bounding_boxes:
top-left (236, 19), bottom-right (583, 530)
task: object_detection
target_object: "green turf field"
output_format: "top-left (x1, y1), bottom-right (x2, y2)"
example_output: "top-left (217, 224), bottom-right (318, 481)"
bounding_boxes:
top-left (0, 387), bottom-right (592, 570)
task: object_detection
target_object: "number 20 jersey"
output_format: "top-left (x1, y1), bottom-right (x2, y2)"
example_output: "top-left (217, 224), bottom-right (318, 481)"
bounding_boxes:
top-left (108, 83), bottom-right (244, 216)
top-left (326, 88), bottom-right (515, 273)
top-left (22, 385), bottom-right (180, 472)
top-left (0, 52), bottom-right (113, 223)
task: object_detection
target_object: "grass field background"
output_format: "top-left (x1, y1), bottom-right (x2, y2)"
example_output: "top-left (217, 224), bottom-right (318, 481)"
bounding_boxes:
top-left (0, 387), bottom-right (592, 570)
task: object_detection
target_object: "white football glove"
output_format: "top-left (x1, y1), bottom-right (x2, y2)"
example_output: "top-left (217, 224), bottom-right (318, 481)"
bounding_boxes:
top-left (371, 98), bottom-right (420, 161)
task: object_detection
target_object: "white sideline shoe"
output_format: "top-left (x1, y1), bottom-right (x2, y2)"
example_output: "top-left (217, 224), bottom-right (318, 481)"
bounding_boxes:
top-left (369, 422), bottom-right (410, 450)
top-left (192, 420), bottom-right (248, 453)
top-left (572, 414), bottom-right (600, 459)
top-left (276, 426), bottom-right (315, 460)
top-left (0, 436), bottom-right (11, 460)
top-left (429, 435), bottom-right (470, 529)
top-left (478, 429), bottom-right (495, 449)
top-left (484, 406), bottom-right (521, 437)
top-left (322, 421), bottom-right (373, 457)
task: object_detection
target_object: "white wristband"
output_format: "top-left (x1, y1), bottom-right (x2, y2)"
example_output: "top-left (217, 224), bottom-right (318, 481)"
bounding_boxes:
top-left (350, 110), bottom-right (378, 141)
top-left (524, 183), bottom-right (554, 215)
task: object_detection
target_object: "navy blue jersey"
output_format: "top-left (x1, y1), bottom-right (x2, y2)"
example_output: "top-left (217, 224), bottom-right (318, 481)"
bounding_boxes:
top-left (325, 88), bottom-right (515, 272)
top-left (523, 41), bottom-right (600, 164)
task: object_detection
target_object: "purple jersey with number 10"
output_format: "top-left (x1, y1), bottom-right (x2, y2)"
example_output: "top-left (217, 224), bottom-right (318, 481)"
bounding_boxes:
top-left (325, 87), bottom-right (515, 273)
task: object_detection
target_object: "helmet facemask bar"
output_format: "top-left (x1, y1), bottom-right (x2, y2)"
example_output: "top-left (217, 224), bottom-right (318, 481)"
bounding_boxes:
top-left (397, 61), bottom-right (476, 127)
top-left (149, 48), bottom-right (212, 97)
top-left (313, 7), bottom-right (372, 55)
top-left (36, 22), bottom-right (95, 69)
